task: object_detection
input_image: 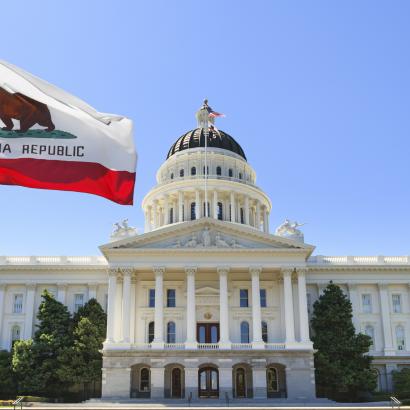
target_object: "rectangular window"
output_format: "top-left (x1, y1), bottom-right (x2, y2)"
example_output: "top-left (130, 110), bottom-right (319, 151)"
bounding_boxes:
top-left (307, 293), bottom-right (312, 315)
top-left (13, 294), bottom-right (23, 314)
top-left (74, 294), bottom-right (84, 312)
top-left (362, 294), bottom-right (372, 313)
top-left (260, 289), bottom-right (267, 307)
top-left (149, 289), bottom-right (155, 307)
top-left (167, 289), bottom-right (176, 307)
top-left (392, 294), bottom-right (402, 314)
top-left (240, 289), bottom-right (248, 307)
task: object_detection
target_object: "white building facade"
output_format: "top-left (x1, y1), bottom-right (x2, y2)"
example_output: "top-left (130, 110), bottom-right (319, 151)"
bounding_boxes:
top-left (0, 108), bottom-right (409, 400)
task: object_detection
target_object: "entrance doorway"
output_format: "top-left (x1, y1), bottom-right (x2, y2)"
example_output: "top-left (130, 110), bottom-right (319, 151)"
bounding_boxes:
top-left (235, 368), bottom-right (246, 398)
top-left (171, 368), bottom-right (182, 398)
top-left (197, 323), bottom-right (219, 343)
top-left (199, 367), bottom-right (219, 398)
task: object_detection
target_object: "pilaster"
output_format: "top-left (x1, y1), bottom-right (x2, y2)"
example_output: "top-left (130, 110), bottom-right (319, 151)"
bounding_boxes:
top-left (104, 268), bottom-right (118, 346)
top-left (185, 267), bottom-right (198, 349)
top-left (250, 267), bottom-right (264, 349)
top-left (24, 283), bottom-right (36, 339)
top-left (218, 267), bottom-right (231, 349)
top-left (379, 283), bottom-right (395, 355)
top-left (121, 268), bottom-right (132, 345)
top-left (283, 268), bottom-right (297, 348)
top-left (152, 267), bottom-right (165, 349)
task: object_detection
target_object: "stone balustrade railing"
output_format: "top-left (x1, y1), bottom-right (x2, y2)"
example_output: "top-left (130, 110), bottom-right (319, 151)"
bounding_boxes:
top-left (0, 255), bottom-right (107, 265)
top-left (128, 342), bottom-right (287, 351)
top-left (309, 255), bottom-right (410, 265)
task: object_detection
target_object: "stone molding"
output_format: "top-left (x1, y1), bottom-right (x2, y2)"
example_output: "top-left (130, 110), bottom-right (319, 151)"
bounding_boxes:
top-left (185, 266), bottom-right (197, 276)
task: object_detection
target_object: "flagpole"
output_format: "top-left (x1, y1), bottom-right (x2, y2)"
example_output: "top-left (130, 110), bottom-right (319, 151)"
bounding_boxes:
top-left (204, 111), bottom-right (208, 217)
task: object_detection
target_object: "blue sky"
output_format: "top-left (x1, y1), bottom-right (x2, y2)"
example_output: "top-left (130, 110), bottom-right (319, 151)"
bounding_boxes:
top-left (0, 0), bottom-right (409, 256)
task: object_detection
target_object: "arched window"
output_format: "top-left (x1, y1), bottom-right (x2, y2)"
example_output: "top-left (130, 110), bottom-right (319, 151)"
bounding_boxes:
top-left (396, 325), bottom-right (405, 350)
top-left (11, 325), bottom-right (21, 347)
top-left (240, 321), bottom-right (249, 343)
top-left (365, 325), bottom-right (375, 349)
top-left (191, 202), bottom-right (196, 220)
top-left (216, 166), bottom-right (222, 176)
top-left (267, 367), bottom-right (278, 394)
top-left (170, 173), bottom-right (174, 180)
top-left (140, 368), bottom-right (150, 392)
top-left (191, 166), bottom-right (196, 176)
top-left (148, 321), bottom-right (155, 343)
top-left (239, 172), bottom-right (242, 179)
top-left (262, 321), bottom-right (268, 343)
top-left (217, 202), bottom-right (223, 220)
top-left (179, 169), bottom-right (184, 177)
top-left (229, 168), bottom-right (233, 177)
top-left (169, 208), bottom-right (174, 224)
top-left (167, 321), bottom-right (176, 343)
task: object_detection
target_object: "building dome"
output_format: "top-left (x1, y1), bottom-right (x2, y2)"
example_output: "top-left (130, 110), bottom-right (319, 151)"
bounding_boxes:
top-left (166, 128), bottom-right (247, 161)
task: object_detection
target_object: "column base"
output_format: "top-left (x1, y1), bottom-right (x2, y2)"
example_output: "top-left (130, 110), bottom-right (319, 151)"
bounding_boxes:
top-left (298, 340), bottom-right (314, 350)
top-left (103, 341), bottom-right (128, 350)
top-left (185, 341), bottom-right (198, 349)
top-left (219, 341), bottom-right (232, 350)
top-left (252, 341), bottom-right (265, 350)
top-left (151, 341), bottom-right (165, 350)
top-left (285, 340), bottom-right (300, 350)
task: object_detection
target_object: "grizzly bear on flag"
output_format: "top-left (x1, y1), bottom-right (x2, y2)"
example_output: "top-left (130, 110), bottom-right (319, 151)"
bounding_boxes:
top-left (0, 86), bottom-right (55, 133)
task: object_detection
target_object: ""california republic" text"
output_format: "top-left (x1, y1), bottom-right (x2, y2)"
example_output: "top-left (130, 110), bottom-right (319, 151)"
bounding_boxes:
top-left (0, 144), bottom-right (85, 157)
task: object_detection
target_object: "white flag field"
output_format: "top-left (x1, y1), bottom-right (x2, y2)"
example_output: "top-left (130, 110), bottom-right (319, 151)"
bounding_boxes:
top-left (0, 60), bottom-right (137, 205)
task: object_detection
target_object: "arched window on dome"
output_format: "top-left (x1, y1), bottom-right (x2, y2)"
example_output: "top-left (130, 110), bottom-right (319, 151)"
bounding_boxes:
top-left (396, 325), bottom-right (405, 351)
top-left (262, 321), bottom-right (268, 343)
top-left (217, 202), bottom-right (223, 220)
top-left (191, 202), bottom-right (196, 220)
top-left (365, 325), bottom-right (375, 350)
top-left (11, 325), bottom-right (21, 348)
top-left (179, 169), bottom-right (184, 178)
top-left (167, 321), bottom-right (176, 343)
top-left (169, 208), bottom-right (174, 224)
top-left (148, 321), bottom-right (154, 343)
top-left (240, 321), bottom-right (250, 343)
top-left (239, 172), bottom-right (243, 180)
top-left (191, 166), bottom-right (196, 176)
top-left (216, 166), bottom-right (222, 176)
top-left (170, 172), bottom-right (174, 180)
top-left (229, 168), bottom-right (233, 177)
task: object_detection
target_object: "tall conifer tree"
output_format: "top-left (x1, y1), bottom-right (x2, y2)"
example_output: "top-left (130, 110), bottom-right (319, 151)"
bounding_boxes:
top-left (311, 282), bottom-right (376, 400)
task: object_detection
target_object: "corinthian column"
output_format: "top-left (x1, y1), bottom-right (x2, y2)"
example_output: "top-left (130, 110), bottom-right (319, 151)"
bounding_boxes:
top-left (297, 269), bottom-right (312, 346)
top-left (230, 192), bottom-right (236, 222)
top-left (185, 267), bottom-right (197, 349)
top-left (250, 267), bottom-right (264, 349)
top-left (152, 267), bottom-right (165, 349)
top-left (24, 283), bottom-right (36, 339)
top-left (244, 195), bottom-right (250, 225)
top-left (379, 284), bottom-right (395, 355)
top-left (213, 190), bottom-right (218, 219)
top-left (121, 268), bottom-right (132, 344)
top-left (178, 191), bottom-right (184, 222)
top-left (218, 267), bottom-right (231, 349)
top-left (283, 269), bottom-right (296, 348)
top-left (105, 269), bottom-right (118, 344)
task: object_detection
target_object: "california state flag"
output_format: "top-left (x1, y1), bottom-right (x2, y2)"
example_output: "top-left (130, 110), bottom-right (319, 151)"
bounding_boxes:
top-left (0, 60), bottom-right (136, 205)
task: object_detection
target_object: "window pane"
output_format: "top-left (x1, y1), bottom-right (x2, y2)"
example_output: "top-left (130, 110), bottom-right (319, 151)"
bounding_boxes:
top-left (191, 202), bottom-right (196, 220)
top-left (260, 289), bottom-right (267, 307)
top-left (211, 326), bottom-right (218, 343)
top-left (74, 294), bottom-right (84, 312)
top-left (217, 202), bottom-right (223, 220)
top-left (216, 166), bottom-right (222, 176)
top-left (167, 289), bottom-right (176, 307)
top-left (199, 326), bottom-right (206, 343)
top-left (240, 289), bottom-right (248, 307)
top-left (149, 289), bottom-right (155, 307)
top-left (13, 294), bottom-right (23, 313)
top-left (167, 322), bottom-right (176, 343)
top-left (393, 295), bottom-right (402, 313)
top-left (211, 370), bottom-right (218, 389)
top-left (191, 167), bottom-right (196, 176)
top-left (267, 368), bottom-right (278, 392)
top-left (262, 321), bottom-right (268, 343)
top-left (148, 322), bottom-right (155, 343)
top-left (241, 321), bottom-right (249, 343)
top-left (362, 294), bottom-right (372, 313)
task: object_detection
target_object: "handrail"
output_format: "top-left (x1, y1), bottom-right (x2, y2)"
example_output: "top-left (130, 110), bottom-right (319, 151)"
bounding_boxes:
top-left (391, 396), bottom-right (402, 409)
top-left (12, 396), bottom-right (23, 410)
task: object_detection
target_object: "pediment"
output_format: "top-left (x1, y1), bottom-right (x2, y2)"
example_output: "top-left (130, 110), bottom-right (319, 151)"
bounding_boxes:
top-left (100, 218), bottom-right (315, 256)
top-left (196, 286), bottom-right (219, 296)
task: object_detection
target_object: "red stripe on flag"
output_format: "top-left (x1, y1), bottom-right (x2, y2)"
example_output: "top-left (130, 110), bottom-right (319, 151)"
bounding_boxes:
top-left (0, 158), bottom-right (135, 205)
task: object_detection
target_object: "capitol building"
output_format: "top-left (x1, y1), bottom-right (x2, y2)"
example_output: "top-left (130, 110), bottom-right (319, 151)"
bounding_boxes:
top-left (0, 105), bottom-right (410, 401)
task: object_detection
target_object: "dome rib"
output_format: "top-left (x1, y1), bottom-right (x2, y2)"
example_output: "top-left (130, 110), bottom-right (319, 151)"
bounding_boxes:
top-left (166, 128), bottom-right (247, 161)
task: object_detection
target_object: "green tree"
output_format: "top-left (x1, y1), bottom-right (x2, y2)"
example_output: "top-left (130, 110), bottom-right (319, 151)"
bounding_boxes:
top-left (58, 298), bottom-right (107, 399)
top-left (0, 350), bottom-right (17, 398)
top-left (12, 290), bottom-right (72, 396)
top-left (392, 368), bottom-right (410, 398)
top-left (311, 282), bottom-right (377, 400)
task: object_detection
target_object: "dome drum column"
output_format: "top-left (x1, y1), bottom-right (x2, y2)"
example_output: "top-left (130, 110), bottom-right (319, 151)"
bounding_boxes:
top-left (255, 200), bottom-right (261, 231)
top-left (152, 200), bottom-right (159, 230)
top-left (178, 191), bottom-right (184, 222)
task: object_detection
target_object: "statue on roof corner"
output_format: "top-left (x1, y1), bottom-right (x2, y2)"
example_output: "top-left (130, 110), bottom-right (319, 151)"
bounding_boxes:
top-left (110, 218), bottom-right (137, 241)
top-left (275, 219), bottom-right (305, 243)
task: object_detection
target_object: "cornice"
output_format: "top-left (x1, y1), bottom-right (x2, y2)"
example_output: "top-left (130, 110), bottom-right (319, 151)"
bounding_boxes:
top-left (307, 265), bottom-right (410, 272)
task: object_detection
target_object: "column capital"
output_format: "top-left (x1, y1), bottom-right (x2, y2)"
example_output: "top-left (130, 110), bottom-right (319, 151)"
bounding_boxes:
top-left (281, 268), bottom-right (295, 277)
top-left (0, 283), bottom-right (7, 291)
top-left (185, 266), bottom-right (197, 276)
top-left (108, 267), bottom-right (119, 278)
top-left (378, 283), bottom-right (389, 291)
top-left (120, 267), bottom-right (134, 277)
top-left (249, 266), bottom-right (262, 276)
top-left (296, 267), bottom-right (308, 277)
top-left (26, 282), bottom-right (37, 291)
top-left (217, 266), bottom-right (230, 276)
top-left (153, 266), bottom-right (165, 276)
